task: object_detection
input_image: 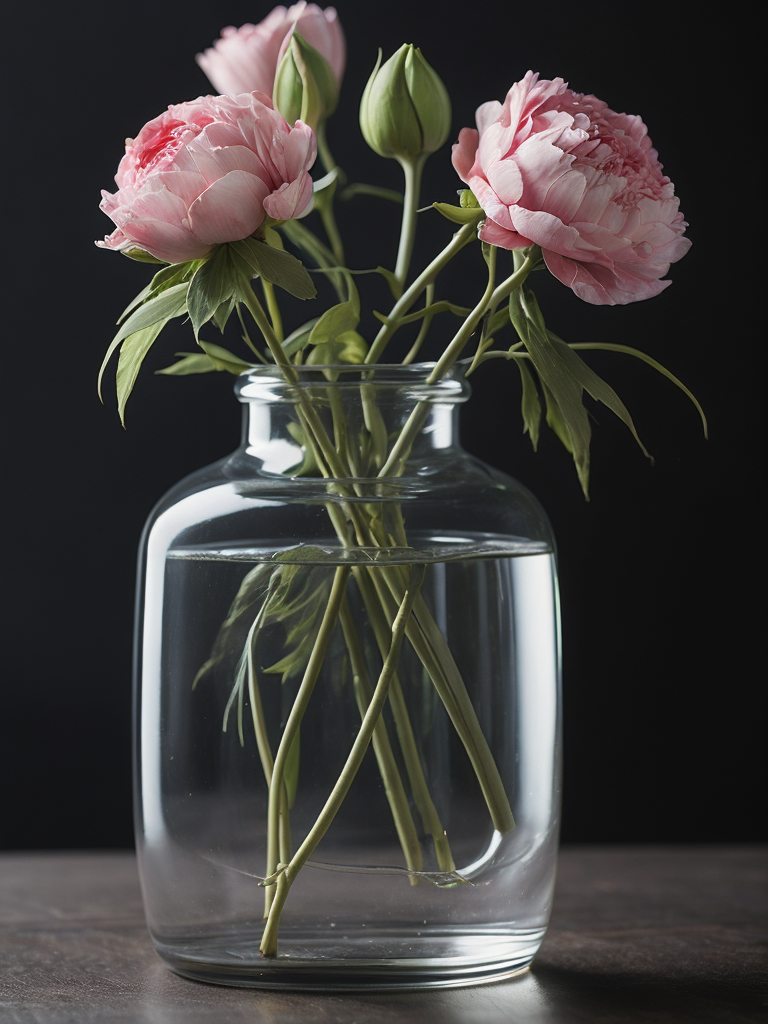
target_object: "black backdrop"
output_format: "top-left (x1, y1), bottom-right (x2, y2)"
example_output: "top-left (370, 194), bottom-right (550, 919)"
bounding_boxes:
top-left (2, 1), bottom-right (762, 850)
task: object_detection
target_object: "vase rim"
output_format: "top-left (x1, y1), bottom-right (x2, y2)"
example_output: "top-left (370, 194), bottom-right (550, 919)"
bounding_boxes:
top-left (235, 361), bottom-right (471, 403)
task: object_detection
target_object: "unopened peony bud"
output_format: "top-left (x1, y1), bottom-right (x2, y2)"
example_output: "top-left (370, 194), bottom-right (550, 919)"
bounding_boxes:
top-left (360, 44), bottom-right (451, 163)
top-left (274, 31), bottom-right (340, 129)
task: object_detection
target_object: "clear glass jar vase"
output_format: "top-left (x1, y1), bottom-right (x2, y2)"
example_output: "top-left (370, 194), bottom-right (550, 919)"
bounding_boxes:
top-left (134, 363), bottom-right (561, 990)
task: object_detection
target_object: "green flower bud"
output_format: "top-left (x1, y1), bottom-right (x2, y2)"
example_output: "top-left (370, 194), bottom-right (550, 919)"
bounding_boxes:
top-left (273, 32), bottom-right (340, 129)
top-left (360, 44), bottom-right (451, 162)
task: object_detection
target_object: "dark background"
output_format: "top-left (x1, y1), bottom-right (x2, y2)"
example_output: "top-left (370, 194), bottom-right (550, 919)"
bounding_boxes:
top-left (3, 2), bottom-right (762, 850)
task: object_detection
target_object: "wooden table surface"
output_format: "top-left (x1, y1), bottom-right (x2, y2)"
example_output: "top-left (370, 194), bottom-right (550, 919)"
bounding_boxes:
top-left (1, 845), bottom-right (765, 1023)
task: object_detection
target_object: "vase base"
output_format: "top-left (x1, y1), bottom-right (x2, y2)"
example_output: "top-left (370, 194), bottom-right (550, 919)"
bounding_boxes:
top-left (153, 926), bottom-right (546, 991)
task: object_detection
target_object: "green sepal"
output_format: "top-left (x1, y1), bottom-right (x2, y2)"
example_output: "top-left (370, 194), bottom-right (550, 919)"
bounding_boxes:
top-left (432, 202), bottom-right (484, 225)
top-left (120, 248), bottom-right (167, 264)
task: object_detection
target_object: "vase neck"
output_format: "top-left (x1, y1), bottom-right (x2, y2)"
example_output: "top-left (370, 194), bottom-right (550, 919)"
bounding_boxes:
top-left (235, 364), bottom-right (469, 477)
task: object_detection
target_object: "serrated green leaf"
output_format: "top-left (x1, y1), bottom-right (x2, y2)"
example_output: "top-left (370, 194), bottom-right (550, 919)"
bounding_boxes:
top-left (115, 320), bottom-right (167, 425)
top-left (432, 202), bottom-right (484, 225)
top-left (99, 282), bottom-right (189, 399)
top-left (516, 358), bottom-right (541, 450)
top-left (230, 237), bottom-right (316, 299)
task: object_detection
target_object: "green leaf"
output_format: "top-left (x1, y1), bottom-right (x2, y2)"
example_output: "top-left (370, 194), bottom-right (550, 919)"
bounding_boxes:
top-left (117, 261), bottom-right (201, 324)
top-left (158, 342), bottom-right (252, 377)
top-left (199, 341), bottom-right (253, 374)
top-left (230, 237), bottom-right (316, 299)
top-left (306, 330), bottom-right (368, 365)
top-left (516, 358), bottom-right (541, 450)
top-left (432, 202), bottom-right (484, 225)
top-left (282, 317), bottom-right (321, 356)
top-left (308, 274), bottom-right (360, 346)
top-left (99, 282), bottom-right (189, 399)
top-left (157, 352), bottom-right (219, 376)
top-left (115, 320), bottom-right (167, 425)
top-left (213, 295), bottom-right (236, 334)
top-left (546, 330), bottom-right (651, 462)
top-left (510, 287), bottom-right (592, 495)
top-left (569, 342), bottom-right (708, 437)
top-left (187, 247), bottom-right (238, 338)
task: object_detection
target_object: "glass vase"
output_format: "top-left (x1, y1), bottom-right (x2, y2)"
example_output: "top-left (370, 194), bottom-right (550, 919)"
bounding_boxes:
top-left (133, 363), bottom-right (562, 990)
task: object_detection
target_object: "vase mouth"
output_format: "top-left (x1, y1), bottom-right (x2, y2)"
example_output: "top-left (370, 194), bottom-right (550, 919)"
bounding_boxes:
top-left (235, 361), bottom-right (471, 404)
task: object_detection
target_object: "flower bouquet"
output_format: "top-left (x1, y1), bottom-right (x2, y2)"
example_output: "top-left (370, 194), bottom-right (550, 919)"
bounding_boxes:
top-left (97, 3), bottom-right (703, 988)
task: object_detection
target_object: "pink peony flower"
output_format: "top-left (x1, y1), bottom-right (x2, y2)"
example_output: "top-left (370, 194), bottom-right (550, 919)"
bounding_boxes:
top-left (97, 92), bottom-right (317, 264)
top-left (196, 3), bottom-right (345, 100)
top-left (452, 72), bottom-right (690, 305)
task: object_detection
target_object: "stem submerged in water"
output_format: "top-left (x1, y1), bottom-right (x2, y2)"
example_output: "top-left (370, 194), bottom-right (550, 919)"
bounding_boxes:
top-left (260, 565), bottom-right (425, 958)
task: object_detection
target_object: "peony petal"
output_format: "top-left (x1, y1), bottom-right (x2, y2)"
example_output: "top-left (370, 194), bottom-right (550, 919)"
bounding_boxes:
top-left (263, 172), bottom-right (314, 221)
top-left (187, 169), bottom-right (271, 244)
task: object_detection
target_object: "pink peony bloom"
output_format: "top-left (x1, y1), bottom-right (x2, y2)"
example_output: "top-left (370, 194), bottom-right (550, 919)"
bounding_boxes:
top-left (97, 92), bottom-right (316, 264)
top-left (452, 72), bottom-right (690, 305)
top-left (196, 3), bottom-right (345, 100)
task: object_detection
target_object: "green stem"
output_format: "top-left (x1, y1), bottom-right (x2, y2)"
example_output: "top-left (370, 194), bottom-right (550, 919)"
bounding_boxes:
top-left (261, 281), bottom-right (284, 345)
top-left (262, 566), bottom-right (350, 909)
top-left (365, 220), bottom-right (478, 365)
top-left (246, 621), bottom-right (292, 916)
top-left (394, 156), bottom-right (426, 288)
top-left (401, 284), bottom-right (435, 365)
top-left (260, 565), bottom-right (424, 958)
top-left (377, 254), bottom-right (537, 478)
top-left (352, 566), bottom-right (456, 873)
top-left (338, 597), bottom-right (424, 883)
